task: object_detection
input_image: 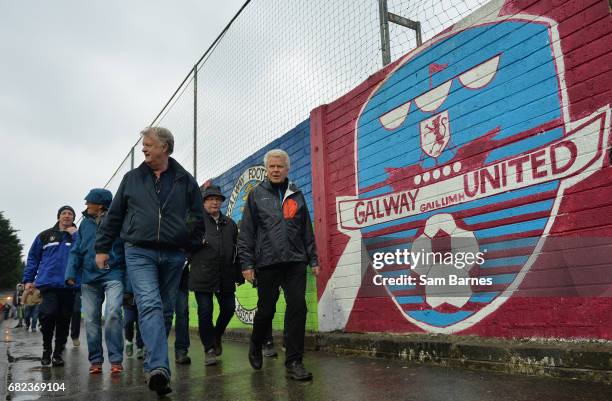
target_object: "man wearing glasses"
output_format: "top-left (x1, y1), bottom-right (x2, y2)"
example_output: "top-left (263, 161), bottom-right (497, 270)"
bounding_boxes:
top-left (95, 127), bottom-right (204, 396)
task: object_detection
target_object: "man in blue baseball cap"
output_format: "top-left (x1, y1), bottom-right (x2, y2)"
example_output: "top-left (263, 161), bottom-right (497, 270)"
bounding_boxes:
top-left (66, 188), bottom-right (126, 375)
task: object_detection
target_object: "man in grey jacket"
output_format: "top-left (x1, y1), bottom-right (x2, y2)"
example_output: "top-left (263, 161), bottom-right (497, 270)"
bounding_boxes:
top-left (238, 149), bottom-right (319, 381)
top-left (95, 127), bottom-right (204, 396)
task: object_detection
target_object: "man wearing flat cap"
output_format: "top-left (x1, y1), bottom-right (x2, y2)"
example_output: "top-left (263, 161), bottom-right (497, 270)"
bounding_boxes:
top-left (23, 204), bottom-right (78, 367)
top-left (189, 183), bottom-right (243, 366)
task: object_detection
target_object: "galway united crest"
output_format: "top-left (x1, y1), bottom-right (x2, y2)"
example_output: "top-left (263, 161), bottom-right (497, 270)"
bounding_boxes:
top-left (336, 14), bottom-right (610, 333)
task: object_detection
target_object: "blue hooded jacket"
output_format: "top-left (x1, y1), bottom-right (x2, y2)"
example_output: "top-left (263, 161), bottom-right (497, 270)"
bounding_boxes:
top-left (23, 223), bottom-right (77, 289)
top-left (65, 210), bottom-right (125, 285)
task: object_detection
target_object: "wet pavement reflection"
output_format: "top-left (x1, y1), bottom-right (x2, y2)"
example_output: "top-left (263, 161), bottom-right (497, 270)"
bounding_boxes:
top-left (2, 321), bottom-right (611, 401)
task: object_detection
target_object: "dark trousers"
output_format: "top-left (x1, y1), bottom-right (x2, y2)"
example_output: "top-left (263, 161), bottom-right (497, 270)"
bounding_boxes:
top-left (39, 288), bottom-right (76, 356)
top-left (24, 304), bottom-right (40, 330)
top-left (194, 291), bottom-right (235, 352)
top-left (124, 304), bottom-right (143, 348)
top-left (174, 284), bottom-right (190, 355)
top-left (263, 286), bottom-right (287, 346)
top-left (70, 290), bottom-right (81, 340)
top-left (251, 263), bottom-right (306, 365)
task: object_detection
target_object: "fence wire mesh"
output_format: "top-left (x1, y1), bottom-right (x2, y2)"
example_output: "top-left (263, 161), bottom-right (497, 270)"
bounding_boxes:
top-left (104, 0), bottom-right (490, 190)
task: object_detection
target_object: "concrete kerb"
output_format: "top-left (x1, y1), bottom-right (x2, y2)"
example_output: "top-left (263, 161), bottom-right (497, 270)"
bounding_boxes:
top-left (222, 328), bottom-right (612, 384)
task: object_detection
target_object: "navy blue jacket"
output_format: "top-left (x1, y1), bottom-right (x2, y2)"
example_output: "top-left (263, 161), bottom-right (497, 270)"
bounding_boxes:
top-left (23, 223), bottom-right (78, 289)
top-left (95, 158), bottom-right (205, 252)
top-left (65, 211), bottom-right (125, 285)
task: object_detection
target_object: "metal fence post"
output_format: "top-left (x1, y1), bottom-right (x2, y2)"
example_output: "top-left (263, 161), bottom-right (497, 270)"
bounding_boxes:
top-left (378, 0), bottom-right (391, 66)
top-left (379, 0), bottom-right (422, 67)
top-left (130, 147), bottom-right (134, 170)
top-left (193, 65), bottom-right (198, 181)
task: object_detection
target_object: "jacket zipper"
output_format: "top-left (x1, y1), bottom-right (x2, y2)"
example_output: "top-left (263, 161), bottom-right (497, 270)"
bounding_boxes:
top-left (157, 208), bottom-right (162, 242)
top-left (157, 178), bottom-right (178, 243)
top-left (278, 186), bottom-right (289, 259)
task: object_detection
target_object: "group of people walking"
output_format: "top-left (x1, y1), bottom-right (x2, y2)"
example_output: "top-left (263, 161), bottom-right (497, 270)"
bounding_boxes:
top-left (22, 126), bottom-right (319, 396)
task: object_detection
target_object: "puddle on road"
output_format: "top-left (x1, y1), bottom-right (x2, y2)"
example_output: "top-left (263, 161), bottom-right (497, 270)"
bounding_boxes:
top-left (12, 395), bottom-right (41, 401)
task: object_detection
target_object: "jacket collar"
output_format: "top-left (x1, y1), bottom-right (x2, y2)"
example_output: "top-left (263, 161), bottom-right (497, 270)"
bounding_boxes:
top-left (260, 178), bottom-right (300, 194)
top-left (137, 157), bottom-right (188, 180)
top-left (80, 210), bottom-right (106, 225)
top-left (206, 211), bottom-right (227, 225)
top-left (50, 222), bottom-right (76, 236)
top-left (81, 210), bottom-right (94, 219)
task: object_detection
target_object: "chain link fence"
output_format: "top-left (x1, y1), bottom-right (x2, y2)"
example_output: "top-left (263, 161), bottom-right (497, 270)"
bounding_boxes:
top-left (104, 0), bottom-right (490, 191)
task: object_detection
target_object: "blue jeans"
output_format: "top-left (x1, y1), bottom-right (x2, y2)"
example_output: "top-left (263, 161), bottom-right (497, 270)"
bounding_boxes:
top-left (174, 276), bottom-right (190, 356)
top-left (24, 304), bottom-right (40, 330)
top-left (125, 245), bottom-right (185, 376)
top-left (194, 292), bottom-right (235, 352)
top-left (82, 280), bottom-right (124, 364)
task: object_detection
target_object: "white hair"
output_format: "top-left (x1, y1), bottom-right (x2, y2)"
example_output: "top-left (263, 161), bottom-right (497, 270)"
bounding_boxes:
top-left (263, 149), bottom-right (290, 169)
top-left (141, 126), bottom-right (174, 155)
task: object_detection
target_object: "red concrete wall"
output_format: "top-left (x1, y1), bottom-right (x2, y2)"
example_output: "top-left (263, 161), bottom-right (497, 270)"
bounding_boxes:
top-left (311, 0), bottom-right (612, 338)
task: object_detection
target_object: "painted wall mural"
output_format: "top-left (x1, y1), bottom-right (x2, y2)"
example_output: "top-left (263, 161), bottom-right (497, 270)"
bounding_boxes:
top-left (312, 0), bottom-right (612, 338)
top-left (188, 0), bottom-right (611, 340)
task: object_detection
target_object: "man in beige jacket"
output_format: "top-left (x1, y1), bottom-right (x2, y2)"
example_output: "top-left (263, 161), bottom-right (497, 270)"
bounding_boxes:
top-left (22, 286), bottom-right (42, 332)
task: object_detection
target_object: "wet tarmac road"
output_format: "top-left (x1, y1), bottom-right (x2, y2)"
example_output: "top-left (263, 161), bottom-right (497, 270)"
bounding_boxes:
top-left (2, 320), bottom-right (611, 401)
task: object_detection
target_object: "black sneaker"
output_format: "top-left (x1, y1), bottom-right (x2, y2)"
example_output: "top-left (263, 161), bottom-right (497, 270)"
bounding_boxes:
top-left (286, 360), bottom-right (313, 381)
top-left (148, 369), bottom-right (172, 396)
top-left (248, 341), bottom-right (262, 370)
top-left (41, 351), bottom-right (51, 366)
top-left (175, 353), bottom-right (191, 365)
top-left (51, 355), bottom-right (64, 367)
top-left (204, 349), bottom-right (217, 366)
top-left (262, 340), bottom-right (277, 358)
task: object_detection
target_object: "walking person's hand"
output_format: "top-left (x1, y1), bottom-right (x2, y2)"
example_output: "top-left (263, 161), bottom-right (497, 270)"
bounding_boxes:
top-left (66, 226), bottom-right (77, 235)
top-left (311, 266), bottom-right (320, 277)
top-left (96, 253), bottom-right (110, 269)
top-left (242, 269), bottom-right (255, 283)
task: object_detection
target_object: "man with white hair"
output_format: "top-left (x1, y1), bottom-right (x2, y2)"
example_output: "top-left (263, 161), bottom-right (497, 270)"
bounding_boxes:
top-left (238, 149), bottom-right (320, 381)
top-left (95, 126), bottom-right (204, 396)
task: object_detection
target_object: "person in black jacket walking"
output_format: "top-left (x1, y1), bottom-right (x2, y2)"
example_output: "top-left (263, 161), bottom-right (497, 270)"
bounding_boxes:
top-left (238, 149), bottom-right (320, 381)
top-left (189, 184), bottom-right (243, 366)
top-left (95, 127), bottom-right (205, 396)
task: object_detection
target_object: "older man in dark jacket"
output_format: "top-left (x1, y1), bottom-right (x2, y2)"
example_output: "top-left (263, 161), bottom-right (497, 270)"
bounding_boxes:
top-left (238, 149), bottom-right (319, 381)
top-left (95, 127), bottom-right (204, 396)
top-left (189, 184), bottom-right (243, 366)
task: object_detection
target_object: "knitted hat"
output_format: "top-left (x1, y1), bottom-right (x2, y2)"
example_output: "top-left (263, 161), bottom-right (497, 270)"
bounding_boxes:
top-left (57, 205), bottom-right (75, 219)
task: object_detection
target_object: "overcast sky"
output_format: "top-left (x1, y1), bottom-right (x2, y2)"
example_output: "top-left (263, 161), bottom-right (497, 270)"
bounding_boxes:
top-left (0, 0), bottom-right (244, 258)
